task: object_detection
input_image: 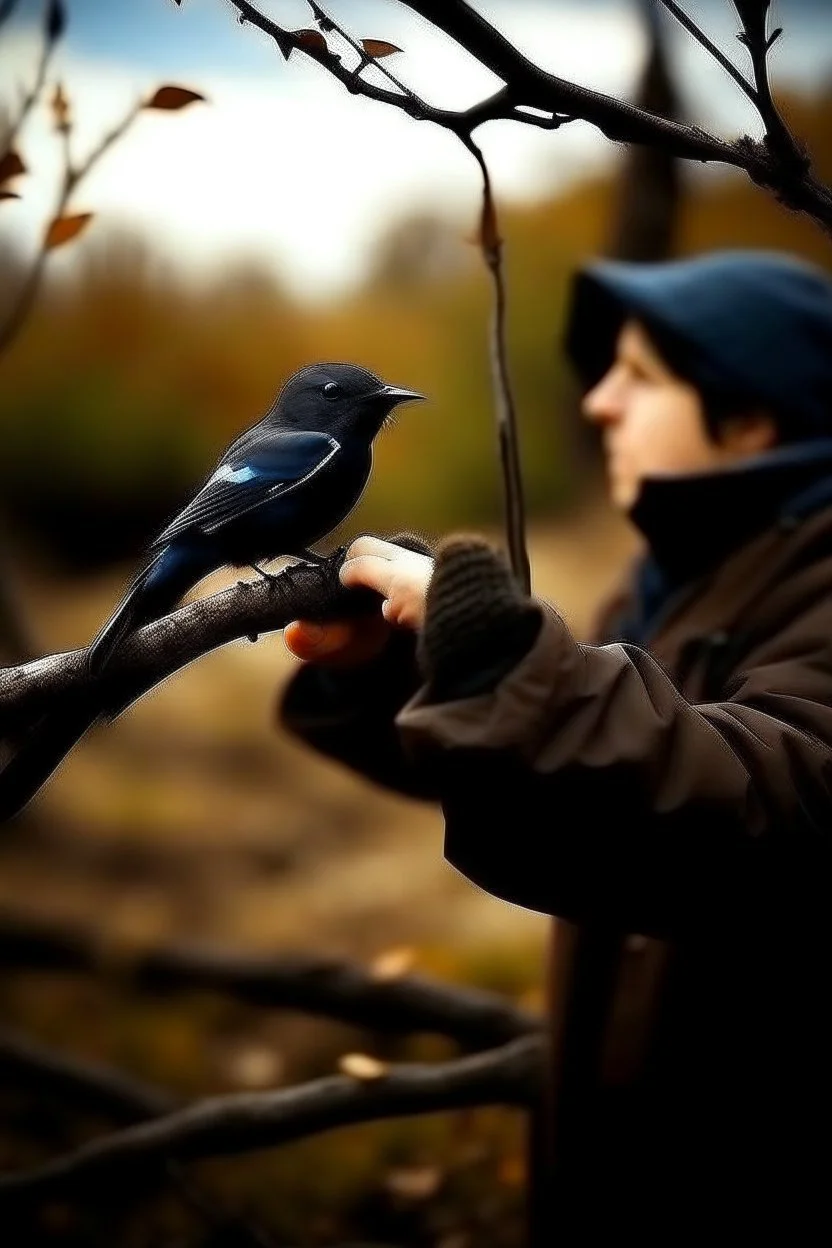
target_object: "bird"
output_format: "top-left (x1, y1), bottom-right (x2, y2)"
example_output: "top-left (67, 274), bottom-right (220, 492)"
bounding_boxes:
top-left (85, 362), bottom-right (424, 673)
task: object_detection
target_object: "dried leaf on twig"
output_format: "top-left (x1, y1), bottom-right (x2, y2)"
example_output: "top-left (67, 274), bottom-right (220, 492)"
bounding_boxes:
top-left (293, 29), bottom-right (329, 54)
top-left (145, 85), bottom-right (206, 110)
top-left (45, 212), bottom-right (93, 250)
top-left (361, 39), bottom-right (403, 59)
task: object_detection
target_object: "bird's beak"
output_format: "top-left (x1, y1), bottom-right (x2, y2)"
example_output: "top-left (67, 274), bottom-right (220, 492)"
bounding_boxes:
top-left (375, 385), bottom-right (425, 405)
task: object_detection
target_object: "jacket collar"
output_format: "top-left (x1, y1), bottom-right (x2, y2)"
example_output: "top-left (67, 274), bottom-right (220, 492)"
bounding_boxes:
top-left (628, 438), bottom-right (832, 584)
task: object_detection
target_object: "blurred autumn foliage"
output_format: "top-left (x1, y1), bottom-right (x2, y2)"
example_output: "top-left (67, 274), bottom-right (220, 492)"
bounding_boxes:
top-left (1, 80), bottom-right (829, 572)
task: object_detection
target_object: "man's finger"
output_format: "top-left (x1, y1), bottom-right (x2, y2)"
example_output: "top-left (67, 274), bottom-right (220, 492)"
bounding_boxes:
top-left (339, 553), bottom-right (396, 597)
top-left (345, 535), bottom-right (401, 561)
top-left (284, 620), bottom-right (356, 660)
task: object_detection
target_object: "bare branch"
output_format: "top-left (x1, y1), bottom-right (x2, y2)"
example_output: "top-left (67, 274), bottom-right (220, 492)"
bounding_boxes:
top-left (656, 0), bottom-right (756, 104)
top-left (0, 94), bottom-right (144, 357)
top-left (0, 555), bottom-right (377, 817)
top-left (227, 0), bottom-right (832, 233)
top-left (0, 1028), bottom-right (280, 1246)
top-left (735, 0), bottom-right (809, 173)
top-left (0, 910), bottom-right (539, 1047)
top-left (0, 1035), bottom-right (541, 1208)
top-left (0, 1026), bottom-right (173, 1120)
top-left (0, 10), bottom-right (55, 163)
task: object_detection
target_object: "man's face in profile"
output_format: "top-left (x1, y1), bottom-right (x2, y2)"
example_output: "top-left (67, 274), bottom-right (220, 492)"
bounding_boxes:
top-left (580, 319), bottom-right (775, 511)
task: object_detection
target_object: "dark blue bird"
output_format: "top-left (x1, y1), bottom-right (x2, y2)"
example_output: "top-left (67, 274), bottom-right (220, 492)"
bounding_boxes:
top-left (86, 362), bottom-right (423, 672)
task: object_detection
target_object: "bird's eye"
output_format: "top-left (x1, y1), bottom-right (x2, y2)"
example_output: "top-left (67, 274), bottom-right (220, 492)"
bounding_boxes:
top-left (322, 382), bottom-right (342, 400)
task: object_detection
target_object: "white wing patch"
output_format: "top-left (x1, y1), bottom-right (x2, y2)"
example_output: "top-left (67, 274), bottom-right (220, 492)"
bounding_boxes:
top-left (208, 463), bottom-right (258, 486)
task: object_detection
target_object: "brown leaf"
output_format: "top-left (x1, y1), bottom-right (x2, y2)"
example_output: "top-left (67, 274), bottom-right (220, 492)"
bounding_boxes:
top-left (361, 39), bottom-right (403, 59)
top-left (0, 150), bottom-right (26, 187)
top-left (370, 946), bottom-right (416, 980)
top-left (45, 212), bottom-right (94, 250)
top-left (146, 85), bottom-right (206, 111)
top-left (338, 1052), bottom-right (388, 1081)
top-left (292, 29), bottom-right (329, 54)
top-left (50, 82), bottom-right (71, 132)
top-left (0, 191), bottom-right (20, 201)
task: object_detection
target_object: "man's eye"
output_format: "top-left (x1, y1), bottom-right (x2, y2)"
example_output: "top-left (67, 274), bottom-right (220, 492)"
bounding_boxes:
top-left (323, 382), bottom-right (342, 399)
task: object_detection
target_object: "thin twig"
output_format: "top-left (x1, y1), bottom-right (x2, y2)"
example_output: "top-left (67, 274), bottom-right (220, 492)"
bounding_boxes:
top-left (0, 96), bottom-right (144, 357)
top-left (1, 9), bottom-right (54, 162)
top-left (0, 1035), bottom-right (542, 1208)
top-left (462, 134), bottom-right (531, 594)
top-left (655, 0), bottom-right (756, 103)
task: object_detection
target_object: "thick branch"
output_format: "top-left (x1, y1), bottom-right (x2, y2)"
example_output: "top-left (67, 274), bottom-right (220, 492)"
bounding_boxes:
top-left (0, 1035), bottom-right (541, 1208)
top-left (0, 1027), bottom-right (279, 1245)
top-left (0, 557), bottom-right (361, 729)
top-left (0, 910), bottom-right (539, 1047)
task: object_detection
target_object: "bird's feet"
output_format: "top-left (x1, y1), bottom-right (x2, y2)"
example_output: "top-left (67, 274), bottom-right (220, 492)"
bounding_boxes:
top-left (250, 562), bottom-right (282, 584)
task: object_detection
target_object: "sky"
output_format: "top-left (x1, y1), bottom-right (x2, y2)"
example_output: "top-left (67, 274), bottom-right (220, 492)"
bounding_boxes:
top-left (1, 0), bottom-right (830, 301)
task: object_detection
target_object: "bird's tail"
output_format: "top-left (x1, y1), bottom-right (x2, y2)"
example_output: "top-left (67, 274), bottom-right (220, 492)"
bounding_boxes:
top-left (86, 546), bottom-right (196, 676)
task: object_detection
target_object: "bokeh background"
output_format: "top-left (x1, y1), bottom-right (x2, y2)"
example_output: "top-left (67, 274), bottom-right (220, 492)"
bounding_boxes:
top-left (0, 1), bottom-right (830, 1243)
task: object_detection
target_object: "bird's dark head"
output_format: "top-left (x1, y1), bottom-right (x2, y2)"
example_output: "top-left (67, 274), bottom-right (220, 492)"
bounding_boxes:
top-left (267, 362), bottom-right (424, 440)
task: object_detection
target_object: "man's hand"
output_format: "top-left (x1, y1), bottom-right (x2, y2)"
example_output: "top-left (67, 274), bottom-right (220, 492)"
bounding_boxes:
top-left (283, 535), bottom-right (434, 667)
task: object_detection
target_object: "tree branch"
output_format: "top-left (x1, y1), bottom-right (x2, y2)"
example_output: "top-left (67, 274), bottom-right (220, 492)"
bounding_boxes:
top-left (0, 554), bottom-right (383, 818)
top-left (0, 94), bottom-right (145, 357)
top-left (0, 910), bottom-right (539, 1047)
top-left (0, 2), bottom-right (56, 165)
top-left (226, 0), bottom-right (832, 232)
top-left (0, 1034), bottom-right (541, 1208)
top-left (0, 1027), bottom-right (281, 1245)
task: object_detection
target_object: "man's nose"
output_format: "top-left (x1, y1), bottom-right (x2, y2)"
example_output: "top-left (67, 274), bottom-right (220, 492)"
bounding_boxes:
top-left (581, 367), bottom-right (622, 425)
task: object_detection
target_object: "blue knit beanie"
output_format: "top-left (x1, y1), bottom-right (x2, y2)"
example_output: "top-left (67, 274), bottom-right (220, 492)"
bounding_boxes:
top-left (565, 249), bottom-right (832, 442)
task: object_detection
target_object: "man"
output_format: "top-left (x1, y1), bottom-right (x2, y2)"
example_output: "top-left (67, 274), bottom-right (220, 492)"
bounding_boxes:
top-left (279, 250), bottom-right (832, 1238)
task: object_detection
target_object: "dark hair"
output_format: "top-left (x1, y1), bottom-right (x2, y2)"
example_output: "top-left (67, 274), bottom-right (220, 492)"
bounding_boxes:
top-left (636, 315), bottom-right (786, 444)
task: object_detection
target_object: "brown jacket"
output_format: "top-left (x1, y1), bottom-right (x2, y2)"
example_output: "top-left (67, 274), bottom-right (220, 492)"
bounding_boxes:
top-left (280, 496), bottom-right (832, 1238)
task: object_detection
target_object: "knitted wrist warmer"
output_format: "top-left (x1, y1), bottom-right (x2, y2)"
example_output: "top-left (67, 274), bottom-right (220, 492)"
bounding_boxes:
top-left (416, 536), bottom-right (542, 702)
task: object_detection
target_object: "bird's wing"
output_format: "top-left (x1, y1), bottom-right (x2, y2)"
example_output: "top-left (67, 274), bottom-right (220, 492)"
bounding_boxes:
top-left (150, 429), bottom-right (341, 549)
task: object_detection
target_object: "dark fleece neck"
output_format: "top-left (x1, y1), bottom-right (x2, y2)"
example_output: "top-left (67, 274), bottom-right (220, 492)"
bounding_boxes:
top-left (614, 438), bottom-right (832, 645)
top-left (630, 439), bottom-right (832, 583)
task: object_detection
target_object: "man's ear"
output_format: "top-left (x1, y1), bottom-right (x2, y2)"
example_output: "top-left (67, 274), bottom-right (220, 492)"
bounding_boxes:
top-left (719, 411), bottom-right (779, 455)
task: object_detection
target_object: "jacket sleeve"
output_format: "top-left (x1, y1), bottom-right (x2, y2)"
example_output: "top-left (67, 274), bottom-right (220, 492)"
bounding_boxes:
top-left (278, 630), bottom-right (437, 801)
top-left (394, 601), bottom-right (832, 938)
